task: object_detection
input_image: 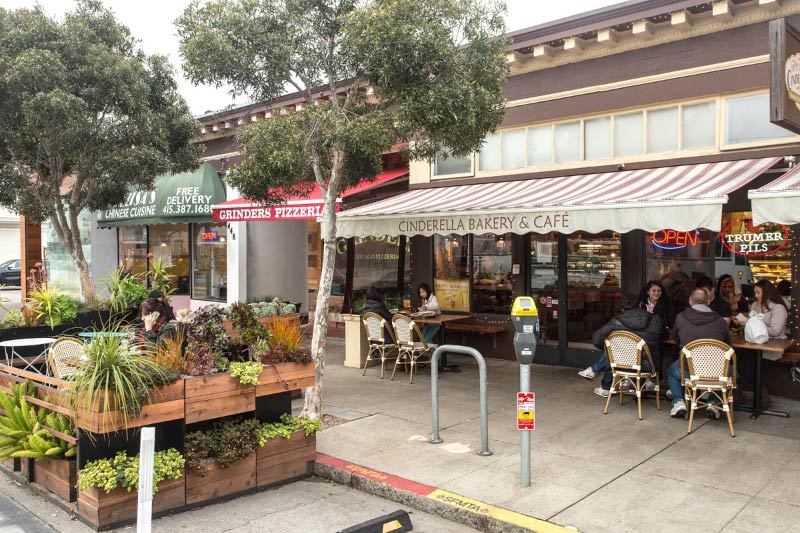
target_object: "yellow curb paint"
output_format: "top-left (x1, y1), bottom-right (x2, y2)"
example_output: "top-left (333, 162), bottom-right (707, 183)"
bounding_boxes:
top-left (427, 489), bottom-right (578, 533)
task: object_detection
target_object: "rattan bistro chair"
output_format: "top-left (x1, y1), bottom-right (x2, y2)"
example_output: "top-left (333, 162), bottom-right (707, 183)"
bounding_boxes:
top-left (47, 338), bottom-right (85, 380)
top-left (603, 331), bottom-right (661, 420)
top-left (390, 314), bottom-right (437, 384)
top-left (361, 312), bottom-right (398, 379)
top-left (681, 339), bottom-right (737, 437)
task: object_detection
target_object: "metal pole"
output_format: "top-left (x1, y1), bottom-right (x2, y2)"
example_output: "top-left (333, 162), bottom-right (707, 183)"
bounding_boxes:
top-left (520, 364), bottom-right (531, 488)
top-left (137, 427), bottom-right (156, 533)
top-left (430, 345), bottom-right (492, 456)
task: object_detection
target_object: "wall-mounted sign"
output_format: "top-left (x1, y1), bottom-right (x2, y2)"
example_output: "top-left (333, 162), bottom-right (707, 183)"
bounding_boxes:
top-left (770, 18), bottom-right (800, 134)
top-left (720, 217), bottom-right (789, 257)
top-left (201, 231), bottom-right (219, 241)
top-left (650, 229), bottom-right (700, 250)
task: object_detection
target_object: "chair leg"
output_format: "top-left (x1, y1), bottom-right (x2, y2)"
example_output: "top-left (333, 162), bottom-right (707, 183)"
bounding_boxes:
top-left (636, 380), bottom-right (643, 421)
top-left (390, 353), bottom-right (403, 381)
top-left (687, 390), bottom-right (697, 434)
top-left (654, 375), bottom-right (661, 410)
top-left (379, 351), bottom-right (386, 379)
top-left (604, 375), bottom-right (617, 414)
top-left (409, 357), bottom-right (416, 384)
top-left (724, 390), bottom-right (735, 437)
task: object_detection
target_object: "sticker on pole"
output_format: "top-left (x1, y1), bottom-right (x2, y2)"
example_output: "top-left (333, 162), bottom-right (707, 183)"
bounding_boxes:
top-left (517, 392), bottom-right (535, 431)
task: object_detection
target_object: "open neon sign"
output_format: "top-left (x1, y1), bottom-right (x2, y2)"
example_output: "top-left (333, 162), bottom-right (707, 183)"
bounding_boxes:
top-left (651, 230), bottom-right (700, 250)
top-left (201, 231), bottom-right (219, 241)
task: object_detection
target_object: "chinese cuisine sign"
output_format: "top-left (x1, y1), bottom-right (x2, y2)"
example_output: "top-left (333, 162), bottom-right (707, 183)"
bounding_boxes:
top-left (720, 217), bottom-right (789, 257)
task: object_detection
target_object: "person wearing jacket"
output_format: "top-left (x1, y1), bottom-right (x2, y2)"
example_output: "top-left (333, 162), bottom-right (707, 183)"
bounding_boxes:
top-left (639, 280), bottom-right (674, 330)
top-left (361, 287), bottom-right (394, 340)
top-left (138, 298), bottom-right (176, 348)
top-left (578, 293), bottom-right (662, 398)
top-left (417, 283), bottom-right (441, 343)
top-left (667, 288), bottom-right (732, 419)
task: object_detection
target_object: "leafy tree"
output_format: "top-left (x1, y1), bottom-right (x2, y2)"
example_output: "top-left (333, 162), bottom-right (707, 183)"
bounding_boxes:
top-left (0, 0), bottom-right (199, 300)
top-left (177, 0), bottom-right (508, 418)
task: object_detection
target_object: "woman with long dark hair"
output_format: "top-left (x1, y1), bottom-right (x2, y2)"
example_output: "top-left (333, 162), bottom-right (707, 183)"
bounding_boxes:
top-left (717, 274), bottom-right (748, 316)
top-left (639, 280), bottom-right (674, 330)
top-left (735, 279), bottom-right (788, 339)
top-left (417, 283), bottom-right (441, 343)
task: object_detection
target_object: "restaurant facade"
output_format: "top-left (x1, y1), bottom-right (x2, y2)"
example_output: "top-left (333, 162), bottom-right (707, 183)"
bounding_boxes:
top-left (334, 0), bottom-right (800, 396)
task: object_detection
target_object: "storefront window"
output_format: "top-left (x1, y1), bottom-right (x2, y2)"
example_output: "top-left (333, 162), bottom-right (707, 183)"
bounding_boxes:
top-left (434, 234), bottom-right (470, 312)
top-left (192, 223), bottom-right (227, 302)
top-left (44, 209), bottom-right (92, 299)
top-left (149, 224), bottom-right (190, 294)
top-left (647, 229), bottom-right (712, 314)
top-left (353, 236), bottom-right (405, 303)
top-left (530, 233), bottom-right (559, 344)
top-left (567, 232), bottom-right (621, 344)
top-left (119, 226), bottom-right (148, 278)
top-left (472, 233), bottom-right (513, 314)
top-left (717, 211), bottom-right (792, 288)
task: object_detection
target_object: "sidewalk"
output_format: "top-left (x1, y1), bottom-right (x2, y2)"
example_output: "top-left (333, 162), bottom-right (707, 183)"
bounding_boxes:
top-left (316, 337), bottom-right (800, 533)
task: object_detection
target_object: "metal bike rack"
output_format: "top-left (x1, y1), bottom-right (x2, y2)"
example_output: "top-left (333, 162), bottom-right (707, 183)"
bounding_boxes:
top-left (430, 345), bottom-right (492, 456)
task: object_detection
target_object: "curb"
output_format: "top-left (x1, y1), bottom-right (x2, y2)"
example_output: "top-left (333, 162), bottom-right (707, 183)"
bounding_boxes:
top-left (314, 454), bottom-right (577, 533)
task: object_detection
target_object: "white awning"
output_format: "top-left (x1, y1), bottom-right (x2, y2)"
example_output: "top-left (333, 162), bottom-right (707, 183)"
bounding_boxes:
top-left (749, 164), bottom-right (800, 225)
top-left (337, 158), bottom-right (780, 237)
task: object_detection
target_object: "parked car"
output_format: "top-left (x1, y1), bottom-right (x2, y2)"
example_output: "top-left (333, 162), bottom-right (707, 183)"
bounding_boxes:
top-left (0, 259), bottom-right (21, 286)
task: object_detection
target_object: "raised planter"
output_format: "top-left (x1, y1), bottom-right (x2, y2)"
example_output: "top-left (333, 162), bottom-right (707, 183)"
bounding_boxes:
top-left (184, 373), bottom-right (254, 424)
top-left (222, 313), bottom-right (301, 340)
top-left (77, 472), bottom-right (186, 530)
top-left (1, 458), bottom-right (19, 472)
top-left (186, 456), bottom-right (256, 506)
top-left (256, 431), bottom-right (315, 488)
top-left (33, 458), bottom-right (77, 502)
top-left (256, 362), bottom-right (314, 396)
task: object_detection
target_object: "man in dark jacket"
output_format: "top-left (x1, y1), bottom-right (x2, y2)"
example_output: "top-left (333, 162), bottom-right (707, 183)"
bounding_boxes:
top-left (667, 288), bottom-right (732, 418)
top-left (579, 293), bottom-right (662, 398)
top-left (361, 288), bottom-right (395, 340)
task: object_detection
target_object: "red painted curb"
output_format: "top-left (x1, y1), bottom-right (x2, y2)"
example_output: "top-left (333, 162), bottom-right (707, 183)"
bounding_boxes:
top-left (316, 453), bottom-right (436, 497)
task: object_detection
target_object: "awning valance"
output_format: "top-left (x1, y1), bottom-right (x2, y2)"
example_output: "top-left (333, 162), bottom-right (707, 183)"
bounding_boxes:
top-left (97, 163), bottom-right (225, 228)
top-left (212, 168), bottom-right (408, 222)
top-left (336, 158), bottom-right (780, 238)
top-left (749, 164), bottom-right (800, 225)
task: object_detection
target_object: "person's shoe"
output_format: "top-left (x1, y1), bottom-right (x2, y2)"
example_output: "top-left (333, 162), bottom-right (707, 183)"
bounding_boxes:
top-left (578, 367), bottom-right (596, 380)
top-left (670, 400), bottom-right (687, 418)
top-left (666, 389), bottom-right (673, 400)
top-left (706, 405), bottom-right (721, 420)
top-left (643, 379), bottom-right (656, 392)
top-left (593, 387), bottom-right (610, 398)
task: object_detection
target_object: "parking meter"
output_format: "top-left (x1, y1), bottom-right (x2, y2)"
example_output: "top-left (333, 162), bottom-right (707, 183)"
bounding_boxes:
top-left (511, 296), bottom-right (539, 365)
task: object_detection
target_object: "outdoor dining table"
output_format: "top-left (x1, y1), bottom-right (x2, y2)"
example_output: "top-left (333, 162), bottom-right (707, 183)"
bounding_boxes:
top-left (0, 337), bottom-right (56, 375)
top-left (404, 313), bottom-right (469, 372)
top-left (77, 331), bottom-right (131, 340)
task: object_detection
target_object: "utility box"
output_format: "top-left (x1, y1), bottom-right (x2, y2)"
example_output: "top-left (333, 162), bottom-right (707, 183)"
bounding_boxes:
top-left (511, 296), bottom-right (539, 365)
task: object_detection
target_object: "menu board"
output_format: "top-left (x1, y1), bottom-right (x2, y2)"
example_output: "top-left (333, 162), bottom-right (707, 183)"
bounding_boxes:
top-left (434, 278), bottom-right (470, 312)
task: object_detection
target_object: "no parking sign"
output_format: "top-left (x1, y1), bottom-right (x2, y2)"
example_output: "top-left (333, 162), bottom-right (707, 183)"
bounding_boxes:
top-left (517, 392), bottom-right (535, 431)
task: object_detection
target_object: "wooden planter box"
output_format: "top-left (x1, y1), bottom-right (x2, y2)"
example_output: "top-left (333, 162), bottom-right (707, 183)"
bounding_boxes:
top-left (223, 313), bottom-right (301, 341)
top-left (33, 458), bottom-right (77, 502)
top-left (74, 380), bottom-right (185, 434)
top-left (256, 431), bottom-right (315, 488)
top-left (257, 362), bottom-right (314, 396)
top-left (184, 373), bottom-right (255, 424)
top-left (186, 455), bottom-right (256, 506)
top-left (1, 458), bottom-right (19, 472)
top-left (77, 472), bottom-right (186, 530)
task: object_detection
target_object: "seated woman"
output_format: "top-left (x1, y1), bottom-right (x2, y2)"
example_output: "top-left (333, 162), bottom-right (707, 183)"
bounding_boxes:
top-left (717, 274), bottom-right (749, 316)
top-left (138, 298), bottom-right (176, 348)
top-left (148, 289), bottom-right (176, 321)
top-left (639, 280), bottom-right (674, 331)
top-left (734, 279), bottom-right (788, 339)
top-left (417, 283), bottom-right (441, 343)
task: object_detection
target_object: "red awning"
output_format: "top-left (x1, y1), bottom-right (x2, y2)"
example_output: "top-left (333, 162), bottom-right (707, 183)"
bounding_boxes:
top-left (212, 168), bottom-right (408, 222)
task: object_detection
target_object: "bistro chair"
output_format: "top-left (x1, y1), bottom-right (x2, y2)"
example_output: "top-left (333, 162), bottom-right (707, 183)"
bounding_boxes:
top-left (680, 339), bottom-right (737, 437)
top-left (361, 312), bottom-right (398, 379)
top-left (390, 314), bottom-right (436, 384)
top-left (603, 331), bottom-right (661, 420)
top-left (47, 338), bottom-right (85, 380)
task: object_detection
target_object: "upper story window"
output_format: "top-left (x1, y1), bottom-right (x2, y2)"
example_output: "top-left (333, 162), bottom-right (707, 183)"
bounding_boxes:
top-left (434, 149), bottom-right (472, 176)
top-left (725, 93), bottom-right (794, 146)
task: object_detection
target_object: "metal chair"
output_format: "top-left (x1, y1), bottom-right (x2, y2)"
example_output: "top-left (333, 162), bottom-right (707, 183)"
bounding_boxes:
top-left (361, 312), bottom-right (398, 379)
top-left (603, 331), bottom-right (661, 419)
top-left (681, 339), bottom-right (737, 437)
top-left (47, 338), bottom-right (85, 380)
top-left (390, 314), bottom-right (437, 384)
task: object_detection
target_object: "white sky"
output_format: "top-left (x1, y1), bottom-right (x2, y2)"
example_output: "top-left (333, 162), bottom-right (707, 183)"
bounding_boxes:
top-left (3, 0), bottom-right (618, 115)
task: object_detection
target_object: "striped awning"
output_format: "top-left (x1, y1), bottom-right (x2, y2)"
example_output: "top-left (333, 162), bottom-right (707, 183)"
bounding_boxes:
top-left (749, 164), bottom-right (800, 225)
top-left (337, 158), bottom-right (780, 238)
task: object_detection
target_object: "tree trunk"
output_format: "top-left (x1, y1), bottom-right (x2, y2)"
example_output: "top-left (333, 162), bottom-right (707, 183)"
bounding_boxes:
top-left (68, 207), bottom-right (96, 302)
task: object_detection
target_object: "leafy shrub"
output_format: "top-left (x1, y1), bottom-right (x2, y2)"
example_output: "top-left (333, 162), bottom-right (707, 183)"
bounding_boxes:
top-left (151, 328), bottom-right (186, 374)
top-left (28, 287), bottom-right (78, 327)
top-left (256, 414), bottom-right (322, 446)
top-left (186, 305), bottom-right (231, 373)
top-left (228, 302), bottom-right (267, 347)
top-left (147, 257), bottom-right (176, 300)
top-left (184, 417), bottom-right (261, 477)
top-left (228, 361), bottom-right (264, 385)
top-left (2, 310), bottom-right (24, 328)
top-left (249, 298), bottom-right (296, 317)
top-left (104, 269), bottom-right (149, 313)
top-left (78, 449), bottom-right (184, 494)
top-left (261, 319), bottom-right (311, 365)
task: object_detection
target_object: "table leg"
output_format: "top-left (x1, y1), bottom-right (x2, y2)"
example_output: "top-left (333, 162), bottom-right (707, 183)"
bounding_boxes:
top-left (438, 327), bottom-right (461, 373)
top-left (735, 349), bottom-right (790, 419)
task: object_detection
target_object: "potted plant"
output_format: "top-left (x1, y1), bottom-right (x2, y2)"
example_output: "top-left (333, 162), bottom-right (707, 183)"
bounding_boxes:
top-left (254, 319), bottom-right (314, 396)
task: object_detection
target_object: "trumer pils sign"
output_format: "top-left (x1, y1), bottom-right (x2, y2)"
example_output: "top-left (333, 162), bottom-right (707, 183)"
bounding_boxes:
top-left (720, 217), bottom-right (789, 257)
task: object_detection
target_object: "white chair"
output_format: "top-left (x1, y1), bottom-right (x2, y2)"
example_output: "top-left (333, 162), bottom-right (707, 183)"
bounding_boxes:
top-left (390, 314), bottom-right (436, 384)
top-left (361, 312), bottom-right (398, 379)
top-left (603, 331), bottom-right (661, 420)
top-left (681, 339), bottom-right (737, 437)
top-left (47, 338), bottom-right (85, 380)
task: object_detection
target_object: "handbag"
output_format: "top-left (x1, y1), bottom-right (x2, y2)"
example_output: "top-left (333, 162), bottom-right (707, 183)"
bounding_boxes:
top-left (744, 312), bottom-right (769, 344)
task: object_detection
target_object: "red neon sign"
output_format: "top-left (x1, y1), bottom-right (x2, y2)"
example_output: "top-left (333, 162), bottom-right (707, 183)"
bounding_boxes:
top-left (651, 230), bottom-right (699, 250)
top-left (720, 218), bottom-right (788, 257)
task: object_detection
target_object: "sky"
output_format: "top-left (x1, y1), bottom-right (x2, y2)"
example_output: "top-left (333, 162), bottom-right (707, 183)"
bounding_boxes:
top-left (2, 0), bottom-right (618, 115)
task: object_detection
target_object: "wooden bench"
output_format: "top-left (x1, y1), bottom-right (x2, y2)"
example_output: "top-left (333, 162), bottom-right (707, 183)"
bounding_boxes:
top-left (444, 317), bottom-right (509, 348)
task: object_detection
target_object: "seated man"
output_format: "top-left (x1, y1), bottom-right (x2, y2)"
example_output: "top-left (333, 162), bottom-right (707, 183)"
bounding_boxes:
top-left (667, 288), bottom-right (732, 418)
top-left (578, 293), bottom-right (662, 398)
top-left (696, 276), bottom-right (732, 325)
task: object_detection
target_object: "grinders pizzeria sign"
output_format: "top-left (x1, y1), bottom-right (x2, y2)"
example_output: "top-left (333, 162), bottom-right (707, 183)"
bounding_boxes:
top-left (721, 217), bottom-right (789, 257)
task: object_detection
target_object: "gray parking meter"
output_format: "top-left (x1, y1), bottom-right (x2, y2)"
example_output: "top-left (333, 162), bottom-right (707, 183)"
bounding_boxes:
top-left (511, 296), bottom-right (539, 488)
top-left (511, 297), bottom-right (539, 364)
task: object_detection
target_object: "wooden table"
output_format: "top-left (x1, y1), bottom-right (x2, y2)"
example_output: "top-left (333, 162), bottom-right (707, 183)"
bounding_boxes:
top-left (729, 335), bottom-right (794, 420)
top-left (403, 313), bottom-right (469, 371)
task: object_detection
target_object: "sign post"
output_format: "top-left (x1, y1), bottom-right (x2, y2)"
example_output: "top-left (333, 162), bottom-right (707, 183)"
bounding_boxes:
top-left (137, 427), bottom-right (156, 533)
top-left (511, 297), bottom-right (539, 488)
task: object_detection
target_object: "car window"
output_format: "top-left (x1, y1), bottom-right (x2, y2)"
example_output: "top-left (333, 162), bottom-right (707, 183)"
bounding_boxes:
top-left (12, 261), bottom-right (19, 269)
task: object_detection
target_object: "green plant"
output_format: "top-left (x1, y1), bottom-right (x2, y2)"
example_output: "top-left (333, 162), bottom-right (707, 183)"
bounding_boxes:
top-left (228, 361), bottom-right (264, 385)
top-left (184, 417), bottom-right (260, 477)
top-left (69, 327), bottom-right (169, 431)
top-left (2, 310), bottom-right (24, 328)
top-left (186, 305), bottom-right (231, 374)
top-left (148, 257), bottom-right (177, 300)
top-left (261, 319), bottom-right (310, 365)
top-left (78, 449), bottom-right (185, 494)
top-left (28, 286), bottom-right (78, 328)
top-left (256, 414), bottom-right (322, 447)
top-left (352, 293), bottom-right (368, 315)
top-left (104, 269), bottom-right (149, 313)
top-left (228, 302), bottom-right (267, 348)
